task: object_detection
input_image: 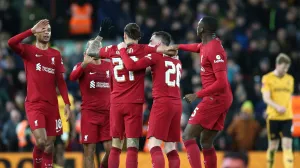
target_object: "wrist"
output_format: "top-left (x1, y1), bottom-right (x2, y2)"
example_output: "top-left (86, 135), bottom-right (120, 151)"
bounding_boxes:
top-left (81, 62), bottom-right (88, 68)
top-left (30, 28), bottom-right (35, 34)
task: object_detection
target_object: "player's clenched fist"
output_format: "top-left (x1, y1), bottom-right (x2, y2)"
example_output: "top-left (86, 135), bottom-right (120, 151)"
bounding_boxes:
top-left (31, 19), bottom-right (49, 34)
top-left (117, 42), bottom-right (127, 50)
top-left (184, 93), bottom-right (197, 103)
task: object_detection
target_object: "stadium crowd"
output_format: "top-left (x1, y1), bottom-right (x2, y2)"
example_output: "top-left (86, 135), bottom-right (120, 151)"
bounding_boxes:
top-left (0, 0), bottom-right (300, 153)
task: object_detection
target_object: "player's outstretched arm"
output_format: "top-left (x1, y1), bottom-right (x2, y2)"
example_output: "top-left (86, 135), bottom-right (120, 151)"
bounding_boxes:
top-left (196, 71), bottom-right (228, 98)
top-left (8, 19), bottom-right (49, 55)
top-left (118, 42), bottom-right (153, 71)
top-left (167, 43), bottom-right (200, 53)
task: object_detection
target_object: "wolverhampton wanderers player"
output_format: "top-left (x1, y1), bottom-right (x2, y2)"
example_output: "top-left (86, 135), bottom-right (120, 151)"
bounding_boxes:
top-left (261, 53), bottom-right (294, 168)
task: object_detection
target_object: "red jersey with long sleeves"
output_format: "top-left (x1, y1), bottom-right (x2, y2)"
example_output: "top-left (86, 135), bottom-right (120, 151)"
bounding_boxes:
top-left (98, 44), bottom-right (157, 103)
top-left (8, 29), bottom-right (65, 106)
top-left (179, 38), bottom-right (232, 100)
top-left (70, 61), bottom-right (111, 112)
top-left (119, 51), bottom-right (182, 104)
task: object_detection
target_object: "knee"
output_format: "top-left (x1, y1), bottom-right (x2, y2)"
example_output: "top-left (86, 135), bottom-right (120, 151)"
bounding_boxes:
top-left (127, 138), bottom-right (139, 148)
top-left (200, 138), bottom-right (213, 149)
top-left (36, 138), bottom-right (47, 149)
top-left (148, 137), bottom-right (161, 151)
top-left (281, 138), bottom-right (292, 150)
top-left (164, 142), bottom-right (176, 154)
top-left (182, 132), bottom-right (193, 141)
top-left (268, 140), bottom-right (280, 151)
top-left (84, 145), bottom-right (95, 157)
top-left (44, 142), bottom-right (54, 153)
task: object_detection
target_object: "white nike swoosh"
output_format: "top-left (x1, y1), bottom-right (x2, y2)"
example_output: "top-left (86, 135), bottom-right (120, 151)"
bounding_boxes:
top-left (56, 129), bottom-right (61, 133)
top-left (35, 54), bottom-right (43, 57)
top-left (90, 72), bottom-right (96, 75)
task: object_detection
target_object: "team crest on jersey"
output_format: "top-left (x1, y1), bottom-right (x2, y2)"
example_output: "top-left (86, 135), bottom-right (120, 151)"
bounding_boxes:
top-left (51, 57), bottom-right (55, 65)
top-left (106, 70), bottom-right (110, 78)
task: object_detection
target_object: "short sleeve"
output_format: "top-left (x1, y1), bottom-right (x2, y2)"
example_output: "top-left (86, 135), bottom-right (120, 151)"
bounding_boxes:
top-left (261, 76), bottom-right (271, 93)
top-left (208, 52), bottom-right (227, 73)
top-left (56, 53), bottom-right (66, 73)
top-left (99, 45), bottom-right (113, 58)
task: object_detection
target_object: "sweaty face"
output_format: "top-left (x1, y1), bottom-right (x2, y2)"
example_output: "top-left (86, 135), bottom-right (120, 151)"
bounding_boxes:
top-left (149, 35), bottom-right (162, 46)
top-left (36, 24), bottom-right (51, 44)
top-left (276, 63), bottom-right (290, 76)
top-left (222, 158), bottom-right (247, 168)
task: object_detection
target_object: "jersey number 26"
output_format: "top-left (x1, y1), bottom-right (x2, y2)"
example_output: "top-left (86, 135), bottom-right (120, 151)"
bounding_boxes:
top-left (165, 61), bottom-right (181, 87)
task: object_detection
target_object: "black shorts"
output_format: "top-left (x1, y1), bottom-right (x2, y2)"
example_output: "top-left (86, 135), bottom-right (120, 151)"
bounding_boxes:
top-left (267, 119), bottom-right (292, 140)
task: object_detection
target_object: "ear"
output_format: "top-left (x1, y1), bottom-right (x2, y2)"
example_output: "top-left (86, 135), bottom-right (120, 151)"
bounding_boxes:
top-left (199, 27), bottom-right (204, 33)
top-left (124, 33), bottom-right (127, 39)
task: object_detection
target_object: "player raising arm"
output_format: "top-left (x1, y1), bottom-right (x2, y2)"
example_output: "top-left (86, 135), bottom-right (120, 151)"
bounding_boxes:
top-left (118, 31), bottom-right (182, 168)
top-left (261, 53), bottom-right (294, 168)
top-left (167, 16), bottom-right (233, 168)
top-left (70, 40), bottom-right (112, 168)
top-left (7, 19), bottom-right (71, 168)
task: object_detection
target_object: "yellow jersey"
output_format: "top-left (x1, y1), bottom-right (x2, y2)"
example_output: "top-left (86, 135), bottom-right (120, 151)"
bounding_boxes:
top-left (261, 72), bottom-right (294, 120)
top-left (57, 94), bottom-right (75, 133)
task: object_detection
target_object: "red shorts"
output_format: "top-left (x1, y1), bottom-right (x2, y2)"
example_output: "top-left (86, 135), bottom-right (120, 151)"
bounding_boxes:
top-left (147, 101), bottom-right (182, 142)
top-left (188, 96), bottom-right (231, 131)
top-left (25, 101), bottom-right (62, 136)
top-left (81, 110), bottom-right (111, 143)
top-left (110, 103), bottom-right (143, 139)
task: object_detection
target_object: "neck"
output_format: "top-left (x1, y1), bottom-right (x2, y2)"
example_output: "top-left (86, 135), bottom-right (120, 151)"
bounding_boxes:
top-left (125, 39), bottom-right (138, 45)
top-left (36, 41), bottom-right (48, 50)
top-left (201, 33), bottom-right (216, 44)
top-left (274, 69), bottom-right (284, 77)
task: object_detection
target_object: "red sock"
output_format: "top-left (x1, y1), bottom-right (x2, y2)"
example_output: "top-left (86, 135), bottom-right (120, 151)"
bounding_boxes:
top-left (150, 146), bottom-right (165, 168)
top-left (33, 146), bottom-right (43, 168)
top-left (184, 140), bottom-right (201, 168)
top-left (167, 150), bottom-right (180, 168)
top-left (203, 147), bottom-right (217, 168)
top-left (42, 152), bottom-right (53, 168)
top-left (126, 147), bottom-right (138, 168)
top-left (108, 147), bottom-right (121, 168)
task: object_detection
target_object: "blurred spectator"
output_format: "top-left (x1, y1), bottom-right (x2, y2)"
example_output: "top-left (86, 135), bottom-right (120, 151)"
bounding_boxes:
top-left (1, 109), bottom-right (21, 151)
top-left (227, 101), bottom-right (261, 151)
top-left (69, 0), bottom-right (93, 37)
top-left (20, 0), bottom-right (49, 31)
top-left (221, 151), bottom-right (248, 168)
top-left (0, 0), bottom-right (20, 35)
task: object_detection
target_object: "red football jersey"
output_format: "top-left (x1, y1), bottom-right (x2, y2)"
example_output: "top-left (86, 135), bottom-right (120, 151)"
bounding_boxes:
top-left (70, 61), bottom-right (112, 112)
top-left (98, 44), bottom-right (157, 103)
top-left (8, 29), bottom-right (65, 106)
top-left (119, 51), bottom-right (182, 103)
top-left (185, 38), bottom-right (231, 98)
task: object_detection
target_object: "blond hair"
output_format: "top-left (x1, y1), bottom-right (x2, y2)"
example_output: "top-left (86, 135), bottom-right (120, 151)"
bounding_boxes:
top-left (276, 53), bottom-right (291, 65)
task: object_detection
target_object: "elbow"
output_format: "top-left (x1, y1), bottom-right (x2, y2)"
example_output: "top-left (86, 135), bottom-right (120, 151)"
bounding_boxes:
top-left (69, 74), bottom-right (76, 81)
top-left (7, 39), bottom-right (13, 47)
